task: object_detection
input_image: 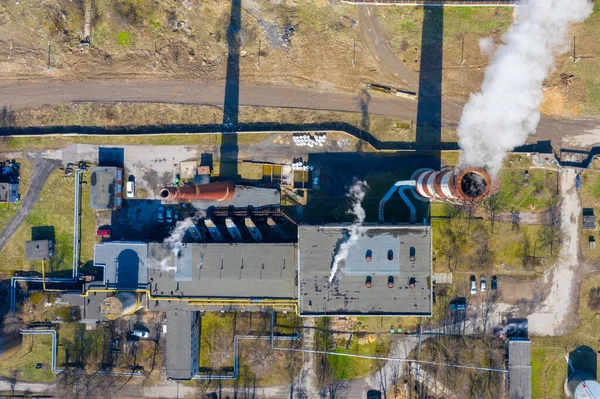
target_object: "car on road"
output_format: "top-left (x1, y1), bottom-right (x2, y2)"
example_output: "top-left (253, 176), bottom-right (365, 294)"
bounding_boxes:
top-left (166, 207), bottom-right (173, 223)
top-left (367, 390), bottom-right (382, 399)
top-left (126, 180), bottom-right (135, 198)
top-left (157, 207), bottom-right (164, 223)
top-left (470, 275), bottom-right (477, 294)
top-left (481, 275), bottom-right (487, 292)
top-left (131, 330), bottom-right (149, 339)
top-left (491, 275), bottom-right (498, 291)
top-left (96, 227), bottom-right (111, 238)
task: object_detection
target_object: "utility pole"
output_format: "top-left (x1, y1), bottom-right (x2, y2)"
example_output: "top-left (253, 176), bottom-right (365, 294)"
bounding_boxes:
top-left (257, 39), bottom-right (261, 68)
top-left (461, 36), bottom-right (465, 65)
top-left (352, 37), bottom-right (356, 67)
top-left (47, 43), bottom-right (51, 69)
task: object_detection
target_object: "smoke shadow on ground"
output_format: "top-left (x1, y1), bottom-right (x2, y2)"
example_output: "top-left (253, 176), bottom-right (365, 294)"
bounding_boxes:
top-left (219, 0), bottom-right (242, 180)
top-left (415, 6), bottom-right (443, 169)
top-left (0, 123), bottom-right (460, 152)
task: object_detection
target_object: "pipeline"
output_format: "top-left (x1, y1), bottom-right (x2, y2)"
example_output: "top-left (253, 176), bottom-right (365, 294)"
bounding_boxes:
top-left (10, 169), bottom-right (84, 312)
top-left (160, 182), bottom-right (235, 201)
top-left (378, 180), bottom-right (416, 223)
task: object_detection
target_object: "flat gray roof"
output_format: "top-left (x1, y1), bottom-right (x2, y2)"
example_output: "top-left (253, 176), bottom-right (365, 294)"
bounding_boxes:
top-left (90, 166), bottom-right (121, 210)
top-left (191, 186), bottom-right (280, 210)
top-left (25, 240), bottom-right (51, 260)
top-left (508, 340), bottom-right (532, 399)
top-left (94, 242), bottom-right (148, 289)
top-left (166, 310), bottom-right (199, 380)
top-left (298, 224), bottom-right (432, 316)
top-left (147, 242), bottom-right (297, 299)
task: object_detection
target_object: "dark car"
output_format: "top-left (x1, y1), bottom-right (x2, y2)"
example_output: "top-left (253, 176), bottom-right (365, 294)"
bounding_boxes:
top-left (367, 390), bottom-right (382, 399)
top-left (491, 275), bottom-right (498, 291)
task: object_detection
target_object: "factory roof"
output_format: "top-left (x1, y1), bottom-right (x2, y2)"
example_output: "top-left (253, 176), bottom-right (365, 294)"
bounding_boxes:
top-left (508, 339), bottom-right (532, 399)
top-left (94, 242), bottom-right (148, 289)
top-left (146, 242), bottom-right (296, 299)
top-left (25, 240), bottom-right (52, 260)
top-left (298, 224), bottom-right (432, 316)
top-left (191, 186), bottom-right (280, 210)
top-left (89, 166), bottom-right (122, 210)
top-left (166, 310), bottom-right (199, 380)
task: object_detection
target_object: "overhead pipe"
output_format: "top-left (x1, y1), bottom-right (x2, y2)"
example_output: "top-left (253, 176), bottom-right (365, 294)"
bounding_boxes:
top-left (379, 180), bottom-right (417, 223)
top-left (160, 181), bottom-right (235, 201)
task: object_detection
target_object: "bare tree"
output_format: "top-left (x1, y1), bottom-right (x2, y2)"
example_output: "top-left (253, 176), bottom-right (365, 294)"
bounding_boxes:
top-left (480, 291), bottom-right (498, 336)
top-left (539, 197), bottom-right (562, 256)
top-left (484, 193), bottom-right (506, 233)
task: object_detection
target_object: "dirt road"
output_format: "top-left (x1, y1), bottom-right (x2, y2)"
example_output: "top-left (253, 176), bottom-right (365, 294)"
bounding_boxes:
top-left (1, 81), bottom-right (599, 148)
top-left (357, 6), bottom-right (419, 91)
top-left (0, 158), bottom-right (57, 252)
top-left (527, 168), bottom-right (582, 335)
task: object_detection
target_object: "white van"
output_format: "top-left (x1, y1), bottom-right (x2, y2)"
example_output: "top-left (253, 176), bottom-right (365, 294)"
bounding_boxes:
top-left (126, 181), bottom-right (135, 198)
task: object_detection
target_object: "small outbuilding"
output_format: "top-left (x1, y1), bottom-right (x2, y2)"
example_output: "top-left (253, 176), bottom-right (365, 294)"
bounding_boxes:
top-left (583, 209), bottom-right (596, 230)
top-left (25, 240), bottom-right (53, 260)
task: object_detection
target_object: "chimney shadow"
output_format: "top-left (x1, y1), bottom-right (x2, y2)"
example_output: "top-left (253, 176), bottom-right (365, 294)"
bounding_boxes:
top-left (415, 6), bottom-right (444, 169)
top-left (219, 0), bottom-right (242, 181)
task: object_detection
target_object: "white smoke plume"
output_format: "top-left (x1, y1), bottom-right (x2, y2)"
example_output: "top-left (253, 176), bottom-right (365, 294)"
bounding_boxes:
top-left (159, 212), bottom-right (204, 271)
top-left (328, 180), bottom-right (369, 282)
top-left (478, 37), bottom-right (495, 57)
top-left (458, 0), bottom-right (592, 175)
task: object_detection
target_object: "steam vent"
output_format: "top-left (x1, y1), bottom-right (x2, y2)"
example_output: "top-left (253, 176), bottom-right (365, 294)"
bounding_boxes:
top-left (160, 181), bottom-right (235, 201)
top-left (412, 167), bottom-right (499, 203)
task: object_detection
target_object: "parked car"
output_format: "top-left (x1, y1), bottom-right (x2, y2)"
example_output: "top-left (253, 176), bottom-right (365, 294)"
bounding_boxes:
top-left (449, 297), bottom-right (467, 311)
top-left (131, 330), bottom-right (149, 339)
top-left (367, 390), bottom-right (382, 399)
top-left (481, 275), bottom-right (487, 292)
top-left (157, 207), bottom-right (164, 223)
top-left (491, 275), bottom-right (498, 291)
top-left (470, 275), bottom-right (477, 294)
top-left (166, 207), bottom-right (173, 223)
top-left (126, 180), bottom-right (135, 198)
top-left (96, 227), bottom-right (111, 238)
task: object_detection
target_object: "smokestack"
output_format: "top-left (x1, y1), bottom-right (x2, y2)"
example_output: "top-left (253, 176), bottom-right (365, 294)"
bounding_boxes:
top-left (160, 182), bottom-right (235, 201)
top-left (413, 167), bottom-right (499, 203)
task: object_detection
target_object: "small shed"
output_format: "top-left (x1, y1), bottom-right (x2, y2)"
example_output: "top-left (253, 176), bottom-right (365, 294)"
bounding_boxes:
top-left (583, 215), bottom-right (597, 230)
top-left (25, 240), bottom-right (53, 260)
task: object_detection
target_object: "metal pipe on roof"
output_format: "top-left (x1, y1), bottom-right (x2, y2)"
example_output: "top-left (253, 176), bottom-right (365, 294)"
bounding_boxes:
top-left (160, 182), bottom-right (235, 201)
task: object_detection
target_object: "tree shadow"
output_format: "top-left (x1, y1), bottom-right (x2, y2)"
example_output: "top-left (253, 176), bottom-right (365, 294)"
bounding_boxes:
top-left (219, 0), bottom-right (242, 180)
top-left (415, 6), bottom-right (444, 169)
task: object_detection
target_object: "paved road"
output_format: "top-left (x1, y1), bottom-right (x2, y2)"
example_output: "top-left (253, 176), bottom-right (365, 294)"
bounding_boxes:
top-left (0, 158), bottom-right (57, 252)
top-left (1, 81), bottom-right (599, 148)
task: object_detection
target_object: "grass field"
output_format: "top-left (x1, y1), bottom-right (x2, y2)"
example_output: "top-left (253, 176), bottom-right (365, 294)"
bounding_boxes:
top-left (498, 168), bottom-right (559, 211)
top-left (0, 334), bottom-right (56, 382)
top-left (0, 168), bottom-right (96, 274)
top-left (531, 272), bottom-right (600, 399)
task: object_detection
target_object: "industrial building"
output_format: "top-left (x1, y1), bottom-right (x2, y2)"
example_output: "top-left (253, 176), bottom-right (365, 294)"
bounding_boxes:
top-left (89, 166), bottom-right (123, 210)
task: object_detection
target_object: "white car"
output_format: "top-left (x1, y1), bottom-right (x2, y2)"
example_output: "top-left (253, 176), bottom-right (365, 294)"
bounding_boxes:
top-left (126, 181), bottom-right (135, 198)
top-left (470, 275), bottom-right (477, 295)
top-left (131, 330), bottom-right (149, 339)
top-left (480, 276), bottom-right (487, 292)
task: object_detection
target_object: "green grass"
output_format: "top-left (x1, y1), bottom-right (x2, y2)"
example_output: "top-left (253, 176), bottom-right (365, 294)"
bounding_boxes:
top-left (0, 168), bottom-right (96, 273)
top-left (531, 272), bottom-right (600, 398)
top-left (327, 337), bottom-right (389, 380)
top-left (498, 168), bottom-right (558, 211)
top-left (199, 312), bottom-right (235, 369)
top-left (116, 31), bottom-right (130, 46)
top-left (0, 334), bottom-right (56, 382)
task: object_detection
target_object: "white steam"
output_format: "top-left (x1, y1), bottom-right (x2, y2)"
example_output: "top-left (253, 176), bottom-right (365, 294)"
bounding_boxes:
top-left (458, 0), bottom-right (592, 174)
top-left (159, 214), bottom-right (203, 271)
top-left (328, 180), bottom-right (369, 283)
top-left (478, 37), bottom-right (495, 57)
